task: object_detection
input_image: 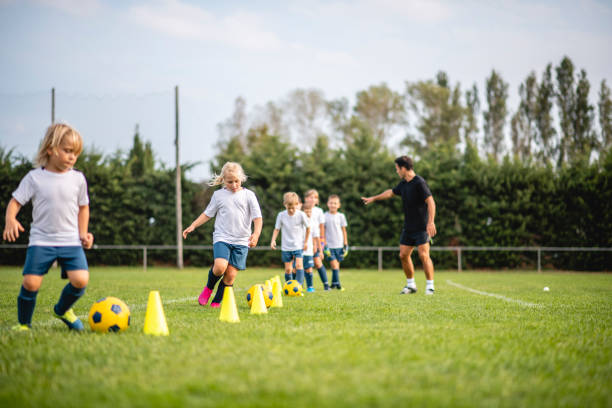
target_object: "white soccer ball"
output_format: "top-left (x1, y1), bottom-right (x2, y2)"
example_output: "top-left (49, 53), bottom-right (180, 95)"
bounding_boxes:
top-left (543, 287), bottom-right (550, 292)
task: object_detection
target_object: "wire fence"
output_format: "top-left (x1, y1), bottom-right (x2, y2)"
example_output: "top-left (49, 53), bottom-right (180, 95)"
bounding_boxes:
top-left (2, 244), bottom-right (611, 272)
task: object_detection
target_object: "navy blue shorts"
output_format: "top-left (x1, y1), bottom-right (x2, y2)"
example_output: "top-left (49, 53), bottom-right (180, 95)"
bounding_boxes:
top-left (303, 255), bottom-right (314, 269)
top-left (23, 246), bottom-right (88, 276)
top-left (400, 230), bottom-right (430, 247)
top-left (328, 248), bottom-right (344, 262)
top-left (281, 250), bottom-right (303, 263)
top-left (213, 242), bottom-right (249, 270)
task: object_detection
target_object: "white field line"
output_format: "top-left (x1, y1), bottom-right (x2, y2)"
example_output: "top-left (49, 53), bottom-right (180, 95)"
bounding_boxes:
top-left (446, 280), bottom-right (541, 308)
top-left (35, 296), bottom-right (196, 327)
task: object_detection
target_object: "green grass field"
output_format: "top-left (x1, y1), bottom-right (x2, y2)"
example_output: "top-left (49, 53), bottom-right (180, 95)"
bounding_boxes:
top-left (0, 266), bottom-right (610, 408)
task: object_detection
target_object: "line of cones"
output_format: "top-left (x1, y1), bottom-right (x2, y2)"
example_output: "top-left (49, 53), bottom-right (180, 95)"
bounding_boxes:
top-left (142, 275), bottom-right (288, 331)
top-left (220, 275), bottom-right (284, 323)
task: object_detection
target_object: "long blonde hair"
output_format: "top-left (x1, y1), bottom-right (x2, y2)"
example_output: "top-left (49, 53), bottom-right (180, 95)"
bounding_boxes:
top-left (35, 123), bottom-right (83, 168)
top-left (208, 162), bottom-right (248, 186)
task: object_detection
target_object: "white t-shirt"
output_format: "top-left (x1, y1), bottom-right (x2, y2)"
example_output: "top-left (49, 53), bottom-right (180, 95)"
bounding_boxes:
top-left (303, 213), bottom-right (319, 256)
top-left (204, 188), bottom-right (262, 246)
top-left (12, 168), bottom-right (89, 246)
top-left (324, 211), bottom-right (347, 249)
top-left (274, 210), bottom-right (310, 251)
top-left (312, 206), bottom-right (325, 236)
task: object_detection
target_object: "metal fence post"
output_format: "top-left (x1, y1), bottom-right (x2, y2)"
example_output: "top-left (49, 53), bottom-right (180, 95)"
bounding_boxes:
top-left (458, 248), bottom-right (462, 273)
top-left (378, 248), bottom-right (383, 272)
top-left (537, 248), bottom-right (541, 273)
top-left (143, 246), bottom-right (147, 272)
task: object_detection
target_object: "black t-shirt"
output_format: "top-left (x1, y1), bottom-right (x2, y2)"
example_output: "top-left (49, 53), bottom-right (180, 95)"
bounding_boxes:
top-left (392, 175), bottom-right (432, 233)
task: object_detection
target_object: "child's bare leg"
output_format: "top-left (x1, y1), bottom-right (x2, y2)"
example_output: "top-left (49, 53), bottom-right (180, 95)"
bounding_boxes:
top-left (284, 262), bottom-right (293, 282)
top-left (295, 258), bottom-right (305, 286)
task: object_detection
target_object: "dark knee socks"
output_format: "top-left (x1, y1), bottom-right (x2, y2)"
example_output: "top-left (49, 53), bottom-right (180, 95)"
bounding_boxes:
top-left (211, 281), bottom-right (232, 304)
top-left (54, 283), bottom-right (86, 315)
top-left (206, 267), bottom-right (222, 290)
top-left (17, 286), bottom-right (38, 326)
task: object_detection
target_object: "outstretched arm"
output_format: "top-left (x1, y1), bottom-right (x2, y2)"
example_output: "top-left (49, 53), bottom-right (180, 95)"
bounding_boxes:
top-left (183, 213), bottom-right (211, 239)
top-left (3, 198), bottom-right (24, 242)
top-left (270, 228), bottom-right (280, 249)
top-left (361, 189), bottom-right (394, 205)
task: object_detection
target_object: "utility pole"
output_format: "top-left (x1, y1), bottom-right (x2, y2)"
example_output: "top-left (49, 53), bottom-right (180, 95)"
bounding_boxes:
top-left (175, 86), bottom-right (183, 269)
top-left (51, 87), bottom-right (55, 124)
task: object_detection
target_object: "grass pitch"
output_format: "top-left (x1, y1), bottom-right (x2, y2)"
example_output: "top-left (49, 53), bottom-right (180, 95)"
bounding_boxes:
top-left (0, 267), bottom-right (610, 408)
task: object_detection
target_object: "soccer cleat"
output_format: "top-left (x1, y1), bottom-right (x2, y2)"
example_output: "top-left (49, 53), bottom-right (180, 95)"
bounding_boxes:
top-left (11, 324), bottom-right (31, 331)
top-left (54, 308), bottom-right (84, 331)
top-left (400, 286), bottom-right (417, 294)
top-left (307, 287), bottom-right (315, 293)
top-left (210, 302), bottom-right (221, 308)
top-left (425, 288), bottom-right (435, 295)
top-left (198, 287), bottom-right (213, 306)
top-left (337, 286), bottom-right (346, 292)
top-left (324, 285), bottom-right (331, 291)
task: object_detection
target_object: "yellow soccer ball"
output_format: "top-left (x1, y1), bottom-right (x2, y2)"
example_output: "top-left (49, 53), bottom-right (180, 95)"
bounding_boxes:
top-left (88, 296), bottom-right (130, 333)
top-left (246, 284), bottom-right (274, 308)
top-left (283, 280), bottom-right (303, 297)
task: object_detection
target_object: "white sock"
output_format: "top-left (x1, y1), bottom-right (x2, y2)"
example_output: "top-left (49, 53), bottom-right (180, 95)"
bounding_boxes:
top-left (406, 278), bottom-right (416, 288)
top-left (426, 280), bottom-right (434, 290)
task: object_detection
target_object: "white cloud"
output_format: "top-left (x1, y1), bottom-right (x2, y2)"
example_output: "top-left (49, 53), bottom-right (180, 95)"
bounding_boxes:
top-left (292, 0), bottom-right (452, 23)
top-left (32, 0), bottom-right (101, 16)
top-left (128, 0), bottom-right (283, 52)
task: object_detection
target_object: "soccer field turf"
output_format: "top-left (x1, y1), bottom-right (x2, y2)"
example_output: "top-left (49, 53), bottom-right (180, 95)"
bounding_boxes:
top-left (0, 267), bottom-right (610, 408)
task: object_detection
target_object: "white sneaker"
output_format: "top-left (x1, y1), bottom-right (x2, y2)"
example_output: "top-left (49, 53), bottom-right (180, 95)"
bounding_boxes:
top-left (425, 288), bottom-right (435, 295)
top-left (400, 286), bottom-right (417, 294)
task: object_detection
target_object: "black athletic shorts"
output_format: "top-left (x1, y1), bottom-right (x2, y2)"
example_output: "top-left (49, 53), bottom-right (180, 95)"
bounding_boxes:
top-left (400, 230), bottom-right (429, 247)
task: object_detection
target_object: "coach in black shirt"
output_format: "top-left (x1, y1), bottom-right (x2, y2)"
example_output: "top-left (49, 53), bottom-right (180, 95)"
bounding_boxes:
top-left (361, 156), bottom-right (437, 295)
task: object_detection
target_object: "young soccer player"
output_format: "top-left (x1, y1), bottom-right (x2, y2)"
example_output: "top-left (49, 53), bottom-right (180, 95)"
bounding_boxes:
top-left (301, 203), bottom-right (317, 292)
top-left (304, 189), bottom-right (329, 290)
top-left (324, 194), bottom-right (348, 290)
top-left (361, 156), bottom-right (437, 295)
top-left (3, 123), bottom-right (94, 331)
top-left (270, 192), bottom-right (310, 285)
top-left (183, 162), bottom-right (262, 307)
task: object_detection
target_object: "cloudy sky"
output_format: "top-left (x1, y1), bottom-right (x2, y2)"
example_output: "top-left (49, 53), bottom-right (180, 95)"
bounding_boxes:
top-left (1, 0), bottom-right (611, 180)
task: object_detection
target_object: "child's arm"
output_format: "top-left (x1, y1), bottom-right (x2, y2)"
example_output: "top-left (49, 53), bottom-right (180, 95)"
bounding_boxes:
top-left (342, 226), bottom-right (349, 256)
top-left (270, 228), bottom-right (280, 249)
top-left (249, 217), bottom-right (263, 248)
top-left (183, 213), bottom-right (211, 239)
top-left (78, 204), bottom-right (94, 249)
top-left (319, 223), bottom-right (325, 252)
top-left (3, 198), bottom-right (24, 242)
top-left (361, 189), bottom-right (393, 205)
top-left (303, 227), bottom-right (310, 251)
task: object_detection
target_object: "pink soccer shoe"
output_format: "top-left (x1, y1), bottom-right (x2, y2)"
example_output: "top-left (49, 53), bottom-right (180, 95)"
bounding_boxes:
top-left (210, 302), bottom-right (221, 308)
top-left (198, 287), bottom-right (213, 306)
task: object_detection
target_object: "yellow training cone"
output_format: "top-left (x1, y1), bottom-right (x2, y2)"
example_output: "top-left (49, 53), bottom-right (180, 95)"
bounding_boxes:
top-left (250, 284), bottom-right (268, 315)
top-left (271, 279), bottom-right (283, 308)
top-left (219, 286), bottom-right (240, 323)
top-left (264, 279), bottom-right (273, 292)
top-left (273, 275), bottom-right (282, 288)
top-left (143, 290), bottom-right (169, 336)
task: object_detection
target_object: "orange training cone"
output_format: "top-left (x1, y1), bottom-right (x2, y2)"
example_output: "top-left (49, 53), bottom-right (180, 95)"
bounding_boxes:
top-left (250, 284), bottom-right (268, 315)
top-left (219, 286), bottom-right (240, 323)
top-left (143, 290), bottom-right (169, 336)
top-left (271, 279), bottom-right (283, 308)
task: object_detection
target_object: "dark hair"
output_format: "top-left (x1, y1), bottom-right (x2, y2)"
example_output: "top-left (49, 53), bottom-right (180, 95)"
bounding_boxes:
top-left (394, 156), bottom-right (413, 170)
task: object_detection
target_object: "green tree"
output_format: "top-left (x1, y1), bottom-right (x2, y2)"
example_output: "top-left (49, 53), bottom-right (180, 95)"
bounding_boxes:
top-left (571, 69), bottom-right (596, 161)
top-left (535, 64), bottom-right (557, 163)
top-left (354, 83), bottom-right (407, 142)
top-left (463, 83), bottom-right (480, 148)
top-left (405, 73), bottom-right (465, 152)
top-left (555, 56), bottom-right (576, 165)
top-left (511, 72), bottom-right (538, 160)
top-left (483, 70), bottom-right (509, 161)
top-left (599, 80), bottom-right (612, 152)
